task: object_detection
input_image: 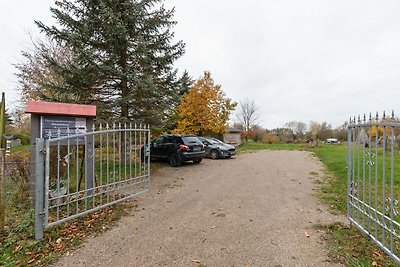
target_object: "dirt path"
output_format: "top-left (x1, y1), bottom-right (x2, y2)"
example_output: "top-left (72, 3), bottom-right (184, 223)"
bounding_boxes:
top-left (54, 150), bottom-right (346, 267)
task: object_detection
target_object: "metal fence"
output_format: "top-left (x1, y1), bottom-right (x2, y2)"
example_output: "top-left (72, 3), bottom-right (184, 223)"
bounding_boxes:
top-left (348, 112), bottom-right (400, 263)
top-left (35, 123), bottom-right (151, 239)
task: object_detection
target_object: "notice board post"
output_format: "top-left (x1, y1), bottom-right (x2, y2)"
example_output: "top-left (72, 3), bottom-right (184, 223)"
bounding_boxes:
top-left (25, 101), bottom-right (96, 205)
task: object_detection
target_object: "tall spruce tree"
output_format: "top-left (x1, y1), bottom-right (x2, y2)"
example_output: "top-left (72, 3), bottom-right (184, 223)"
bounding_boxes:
top-left (35, 0), bottom-right (185, 125)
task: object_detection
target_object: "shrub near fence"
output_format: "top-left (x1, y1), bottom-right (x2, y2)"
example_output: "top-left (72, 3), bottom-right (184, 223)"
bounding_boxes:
top-left (4, 149), bottom-right (31, 215)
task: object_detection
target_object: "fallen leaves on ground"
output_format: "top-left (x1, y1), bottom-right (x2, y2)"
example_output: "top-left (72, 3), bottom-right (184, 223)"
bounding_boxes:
top-left (2, 201), bottom-right (135, 266)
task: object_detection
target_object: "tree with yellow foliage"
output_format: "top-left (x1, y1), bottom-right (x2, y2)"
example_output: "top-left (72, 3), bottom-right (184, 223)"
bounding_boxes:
top-left (370, 116), bottom-right (400, 138)
top-left (174, 71), bottom-right (237, 136)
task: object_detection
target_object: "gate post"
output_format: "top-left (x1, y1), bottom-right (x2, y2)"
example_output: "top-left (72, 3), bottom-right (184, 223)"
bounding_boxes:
top-left (35, 138), bottom-right (45, 240)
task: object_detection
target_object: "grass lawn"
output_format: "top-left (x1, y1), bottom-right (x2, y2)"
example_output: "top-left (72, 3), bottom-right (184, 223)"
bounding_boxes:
top-left (237, 142), bottom-right (303, 153)
top-left (238, 141), bottom-right (397, 266)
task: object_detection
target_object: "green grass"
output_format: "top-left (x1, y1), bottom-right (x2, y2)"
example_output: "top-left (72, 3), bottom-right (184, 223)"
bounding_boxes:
top-left (237, 141), bottom-right (303, 153)
top-left (312, 144), bottom-right (349, 214)
top-left (10, 145), bottom-right (30, 153)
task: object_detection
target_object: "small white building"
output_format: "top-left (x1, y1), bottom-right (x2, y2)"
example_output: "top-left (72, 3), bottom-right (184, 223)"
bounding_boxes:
top-left (223, 128), bottom-right (242, 146)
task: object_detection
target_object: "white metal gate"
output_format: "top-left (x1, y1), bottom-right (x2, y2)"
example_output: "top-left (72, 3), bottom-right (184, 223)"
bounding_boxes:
top-left (348, 112), bottom-right (400, 263)
top-left (35, 123), bottom-right (150, 239)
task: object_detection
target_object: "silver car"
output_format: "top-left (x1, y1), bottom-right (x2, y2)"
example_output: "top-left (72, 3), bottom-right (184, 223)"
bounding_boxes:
top-left (198, 137), bottom-right (236, 159)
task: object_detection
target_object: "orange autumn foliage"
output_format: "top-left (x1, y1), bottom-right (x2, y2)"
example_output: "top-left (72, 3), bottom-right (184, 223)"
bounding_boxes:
top-left (174, 71), bottom-right (236, 136)
top-left (370, 117), bottom-right (400, 137)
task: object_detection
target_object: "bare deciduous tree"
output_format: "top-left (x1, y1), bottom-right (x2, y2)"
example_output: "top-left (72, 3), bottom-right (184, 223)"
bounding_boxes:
top-left (14, 36), bottom-right (74, 103)
top-left (235, 99), bottom-right (260, 142)
top-left (284, 121), bottom-right (307, 141)
top-left (235, 99), bottom-right (260, 131)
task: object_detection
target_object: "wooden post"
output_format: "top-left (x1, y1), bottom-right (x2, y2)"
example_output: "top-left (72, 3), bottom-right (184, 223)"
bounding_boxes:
top-left (0, 92), bottom-right (5, 232)
top-left (0, 149), bottom-right (5, 233)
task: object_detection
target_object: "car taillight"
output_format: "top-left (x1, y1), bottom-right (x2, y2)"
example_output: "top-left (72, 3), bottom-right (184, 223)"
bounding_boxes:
top-left (179, 144), bottom-right (190, 151)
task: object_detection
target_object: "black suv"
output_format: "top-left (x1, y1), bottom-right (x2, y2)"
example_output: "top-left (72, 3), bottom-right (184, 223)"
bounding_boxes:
top-left (147, 134), bottom-right (205, 167)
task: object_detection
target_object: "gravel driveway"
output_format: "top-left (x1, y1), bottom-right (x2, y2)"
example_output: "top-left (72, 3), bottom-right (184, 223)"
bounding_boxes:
top-left (54, 150), bottom-right (346, 267)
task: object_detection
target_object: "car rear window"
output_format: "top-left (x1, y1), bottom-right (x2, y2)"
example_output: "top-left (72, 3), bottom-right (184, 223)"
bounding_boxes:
top-left (182, 136), bottom-right (201, 145)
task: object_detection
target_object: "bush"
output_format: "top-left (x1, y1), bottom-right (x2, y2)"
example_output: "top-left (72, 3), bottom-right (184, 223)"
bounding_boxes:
top-left (13, 133), bottom-right (30, 145)
top-left (6, 150), bottom-right (31, 209)
top-left (262, 134), bottom-right (279, 144)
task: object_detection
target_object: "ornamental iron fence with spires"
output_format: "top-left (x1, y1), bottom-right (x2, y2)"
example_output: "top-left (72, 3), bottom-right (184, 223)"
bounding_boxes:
top-left (348, 111), bottom-right (400, 263)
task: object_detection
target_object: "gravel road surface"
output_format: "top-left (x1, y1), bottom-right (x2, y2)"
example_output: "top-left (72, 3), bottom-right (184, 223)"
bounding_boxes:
top-left (54, 150), bottom-right (346, 267)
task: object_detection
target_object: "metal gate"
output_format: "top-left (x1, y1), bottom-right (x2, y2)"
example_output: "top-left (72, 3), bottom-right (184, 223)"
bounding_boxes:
top-left (348, 112), bottom-right (400, 263)
top-left (35, 123), bottom-right (150, 239)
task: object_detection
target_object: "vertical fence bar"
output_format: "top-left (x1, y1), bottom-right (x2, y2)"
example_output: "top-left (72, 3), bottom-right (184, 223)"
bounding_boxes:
top-left (390, 116), bottom-right (395, 252)
top-left (382, 122), bottom-right (387, 245)
top-left (362, 117), bottom-right (366, 227)
top-left (106, 124), bottom-right (109, 203)
top-left (118, 123), bottom-right (122, 192)
top-left (92, 124), bottom-right (95, 208)
top-left (99, 124), bottom-right (103, 205)
top-left (35, 139), bottom-right (45, 240)
top-left (129, 123), bottom-right (132, 188)
top-left (57, 129), bottom-right (61, 222)
top-left (84, 132), bottom-right (88, 211)
top-left (348, 119), bottom-right (353, 220)
top-left (357, 119), bottom-right (362, 222)
top-left (76, 136), bottom-right (79, 214)
top-left (139, 124), bottom-right (142, 181)
top-left (134, 124), bottom-right (137, 193)
top-left (113, 123), bottom-right (116, 199)
top-left (375, 113), bottom-right (379, 238)
top-left (124, 124), bottom-right (127, 188)
top-left (368, 117), bottom-right (372, 233)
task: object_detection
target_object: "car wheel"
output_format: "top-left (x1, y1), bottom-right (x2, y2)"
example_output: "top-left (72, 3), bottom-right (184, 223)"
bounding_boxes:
top-left (210, 150), bottom-right (219, 159)
top-left (193, 158), bottom-right (202, 164)
top-left (169, 153), bottom-right (182, 167)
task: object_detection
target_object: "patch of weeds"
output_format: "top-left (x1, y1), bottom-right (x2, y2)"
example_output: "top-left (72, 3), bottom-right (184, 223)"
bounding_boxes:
top-left (312, 171), bottom-right (346, 215)
top-left (314, 222), bottom-right (396, 266)
top-left (309, 171), bottom-right (319, 176)
top-left (313, 179), bottom-right (322, 184)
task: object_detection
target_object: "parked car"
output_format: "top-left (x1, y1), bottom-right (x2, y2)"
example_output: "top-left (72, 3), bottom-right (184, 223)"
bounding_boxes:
top-left (326, 138), bottom-right (340, 144)
top-left (198, 137), bottom-right (236, 159)
top-left (143, 134), bottom-right (205, 167)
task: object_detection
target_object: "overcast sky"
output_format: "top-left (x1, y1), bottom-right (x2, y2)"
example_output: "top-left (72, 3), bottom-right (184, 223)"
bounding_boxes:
top-left (1, 0), bottom-right (400, 129)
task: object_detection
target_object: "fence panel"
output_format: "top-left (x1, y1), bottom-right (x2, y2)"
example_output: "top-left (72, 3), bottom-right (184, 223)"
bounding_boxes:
top-left (35, 123), bottom-right (150, 238)
top-left (348, 112), bottom-right (400, 263)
